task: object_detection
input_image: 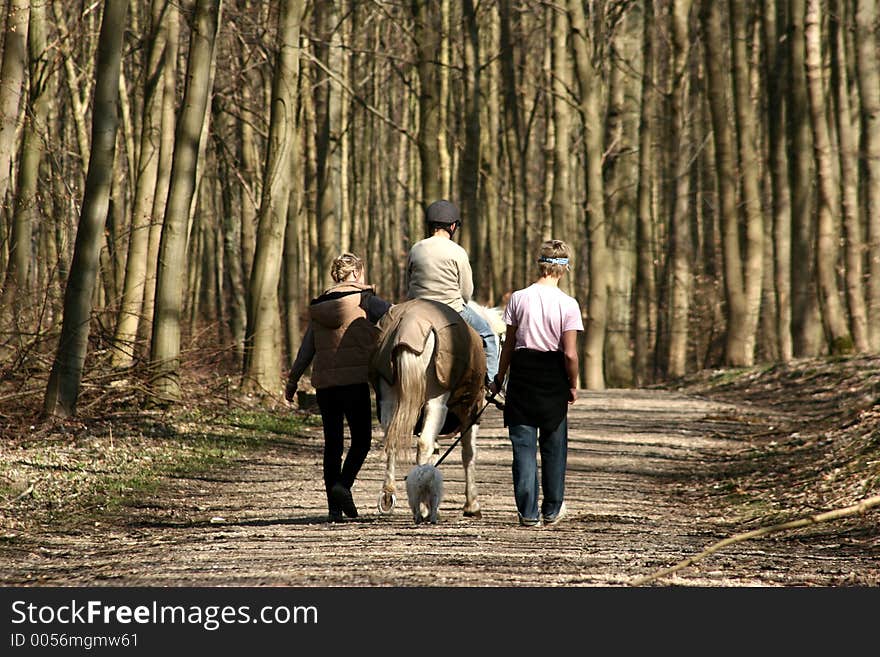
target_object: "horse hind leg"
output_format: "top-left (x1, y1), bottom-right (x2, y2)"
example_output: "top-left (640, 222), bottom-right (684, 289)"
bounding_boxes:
top-left (460, 424), bottom-right (482, 518)
top-left (378, 444), bottom-right (397, 514)
top-left (416, 391), bottom-right (449, 465)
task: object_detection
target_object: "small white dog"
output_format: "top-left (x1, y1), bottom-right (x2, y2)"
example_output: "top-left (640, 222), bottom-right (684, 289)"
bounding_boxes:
top-left (405, 463), bottom-right (444, 524)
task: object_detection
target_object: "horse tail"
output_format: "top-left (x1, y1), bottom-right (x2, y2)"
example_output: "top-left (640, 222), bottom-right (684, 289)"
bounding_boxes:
top-left (385, 345), bottom-right (427, 458)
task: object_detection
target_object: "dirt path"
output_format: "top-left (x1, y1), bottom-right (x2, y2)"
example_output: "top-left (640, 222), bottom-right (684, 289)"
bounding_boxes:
top-left (3, 388), bottom-right (877, 587)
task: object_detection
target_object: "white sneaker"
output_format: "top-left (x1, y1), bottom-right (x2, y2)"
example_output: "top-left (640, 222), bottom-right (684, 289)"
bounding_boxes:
top-left (543, 502), bottom-right (567, 526)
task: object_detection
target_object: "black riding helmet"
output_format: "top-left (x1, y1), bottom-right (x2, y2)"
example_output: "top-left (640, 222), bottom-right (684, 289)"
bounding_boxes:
top-left (425, 199), bottom-right (461, 228)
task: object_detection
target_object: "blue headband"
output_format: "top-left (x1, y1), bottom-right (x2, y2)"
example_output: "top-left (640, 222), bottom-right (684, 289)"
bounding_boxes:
top-left (539, 256), bottom-right (569, 265)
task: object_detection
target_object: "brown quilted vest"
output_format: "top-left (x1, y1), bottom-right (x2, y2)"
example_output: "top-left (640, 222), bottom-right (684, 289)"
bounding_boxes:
top-left (309, 282), bottom-right (380, 389)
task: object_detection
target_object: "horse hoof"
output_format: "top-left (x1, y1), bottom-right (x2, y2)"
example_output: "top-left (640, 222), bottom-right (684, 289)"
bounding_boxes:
top-left (463, 509), bottom-right (482, 519)
top-left (377, 492), bottom-right (396, 514)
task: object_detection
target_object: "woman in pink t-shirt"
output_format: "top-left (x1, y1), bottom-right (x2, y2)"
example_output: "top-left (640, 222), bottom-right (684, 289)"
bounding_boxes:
top-left (489, 240), bottom-right (583, 527)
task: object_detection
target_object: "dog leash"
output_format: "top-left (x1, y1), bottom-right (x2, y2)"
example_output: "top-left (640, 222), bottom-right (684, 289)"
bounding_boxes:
top-left (433, 391), bottom-right (504, 468)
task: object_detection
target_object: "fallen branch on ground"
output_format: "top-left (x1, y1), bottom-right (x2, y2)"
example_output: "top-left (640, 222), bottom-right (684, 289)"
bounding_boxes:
top-left (632, 494), bottom-right (880, 586)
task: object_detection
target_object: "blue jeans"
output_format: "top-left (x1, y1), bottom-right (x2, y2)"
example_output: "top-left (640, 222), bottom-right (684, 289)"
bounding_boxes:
top-left (459, 303), bottom-right (499, 381)
top-left (509, 419), bottom-right (567, 521)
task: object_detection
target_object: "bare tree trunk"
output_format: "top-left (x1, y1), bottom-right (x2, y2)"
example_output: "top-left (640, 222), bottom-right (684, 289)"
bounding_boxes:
top-left (44, 0), bottom-right (128, 418)
top-left (701, 0), bottom-right (752, 367)
top-left (729, 0), bottom-right (764, 364)
top-left (551, 2), bottom-right (576, 294)
top-left (1, 0), bottom-right (49, 315)
top-left (138, 2), bottom-right (178, 356)
top-left (149, 0), bottom-right (222, 403)
top-left (460, 0), bottom-right (482, 291)
top-left (667, 0), bottom-right (694, 378)
top-left (51, 0), bottom-right (90, 180)
top-left (805, 0), bottom-right (852, 353)
top-left (788, 0), bottom-right (823, 356)
top-left (482, 5), bottom-right (503, 305)
top-left (568, 0), bottom-right (607, 390)
top-left (634, 0), bottom-right (658, 386)
top-left (315, 1), bottom-right (343, 283)
top-left (854, 0), bottom-right (880, 351)
top-left (0, 0), bottom-right (29, 213)
top-left (498, 0), bottom-right (527, 287)
top-left (831, 0), bottom-right (869, 352)
top-left (763, 0), bottom-right (793, 362)
top-left (242, 0), bottom-right (305, 396)
top-left (111, 0), bottom-right (171, 368)
top-left (412, 0), bottom-right (443, 205)
top-left (604, 6), bottom-right (640, 386)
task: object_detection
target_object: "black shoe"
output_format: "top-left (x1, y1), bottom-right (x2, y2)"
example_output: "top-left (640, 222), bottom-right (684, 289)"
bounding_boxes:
top-left (328, 510), bottom-right (344, 523)
top-left (331, 483), bottom-right (358, 518)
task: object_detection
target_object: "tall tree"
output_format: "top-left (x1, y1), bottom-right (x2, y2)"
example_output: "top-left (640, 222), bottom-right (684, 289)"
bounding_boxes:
top-left (0, 0), bottom-right (29, 215)
top-left (763, 0), bottom-right (793, 362)
top-left (634, 0), bottom-right (658, 385)
top-left (551, 2), bottom-right (576, 291)
top-left (568, 0), bottom-right (607, 389)
top-left (44, 0), bottom-right (129, 418)
top-left (137, 2), bottom-right (179, 356)
top-left (149, 0), bottom-right (222, 403)
top-left (0, 0), bottom-right (49, 334)
top-left (788, 0), bottom-right (822, 356)
top-left (313, 1), bottom-right (344, 283)
top-left (412, 0), bottom-right (443, 205)
top-left (667, 0), bottom-right (694, 378)
top-left (111, 0), bottom-right (173, 368)
top-left (728, 0), bottom-right (764, 364)
top-left (805, 0), bottom-right (852, 353)
top-left (702, 0), bottom-right (761, 367)
top-left (242, 0), bottom-right (305, 395)
top-left (830, 0), bottom-right (869, 352)
top-left (854, 0), bottom-right (880, 352)
top-left (604, 6), bottom-right (640, 386)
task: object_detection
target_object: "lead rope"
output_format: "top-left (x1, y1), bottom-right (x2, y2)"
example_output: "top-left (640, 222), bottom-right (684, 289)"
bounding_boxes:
top-left (433, 391), bottom-right (504, 469)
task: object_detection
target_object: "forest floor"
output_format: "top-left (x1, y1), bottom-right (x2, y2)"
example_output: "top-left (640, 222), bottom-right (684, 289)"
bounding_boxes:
top-left (1, 354), bottom-right (879, 587)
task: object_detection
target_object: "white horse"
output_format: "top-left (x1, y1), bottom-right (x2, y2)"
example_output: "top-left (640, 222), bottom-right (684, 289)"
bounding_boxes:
top-left (371, 298), bottom-right (503, 519)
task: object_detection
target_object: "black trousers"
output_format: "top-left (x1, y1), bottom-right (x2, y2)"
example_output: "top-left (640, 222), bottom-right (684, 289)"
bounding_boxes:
top-left (316, 383), bottom-right (373, 509)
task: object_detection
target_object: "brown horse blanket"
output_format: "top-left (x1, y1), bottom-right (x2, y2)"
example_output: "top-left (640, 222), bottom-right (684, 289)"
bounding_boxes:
top-left (370, 298), bottom-right (486, 428)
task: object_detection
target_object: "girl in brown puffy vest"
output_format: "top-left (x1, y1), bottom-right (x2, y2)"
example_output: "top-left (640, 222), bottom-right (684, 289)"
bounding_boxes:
top-left (285, 253), bottom-right (391, 522)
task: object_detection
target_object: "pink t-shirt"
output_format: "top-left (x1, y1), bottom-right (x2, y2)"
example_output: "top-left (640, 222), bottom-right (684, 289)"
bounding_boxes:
top-left (503, 283), bottom-right (584, 351)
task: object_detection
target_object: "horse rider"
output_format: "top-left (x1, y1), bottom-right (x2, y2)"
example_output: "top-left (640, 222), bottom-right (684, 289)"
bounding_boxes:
top-left (405, 199), bottom-right (499, 386)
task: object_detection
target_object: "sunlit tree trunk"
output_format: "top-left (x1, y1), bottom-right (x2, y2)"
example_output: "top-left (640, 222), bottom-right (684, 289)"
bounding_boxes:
top-left (481, 5), bottom-right (504, 304)
top-left (44, 0), bottom-right (128, 418)
top-left (412, 0), bottom-right (443, 205)
top-left (667, 0), bottom-right (694, 378)
top-left (855, 0), bottom-right (880, 351)
top-left (831, 0), bottom-right (869, 352)
top-left (568, 0), bottom-right (607, 390)
top-left (788, 0), bottom-right (823, 356)
top-left (242, 0), bottom-right (305, 396)
top-left (460, 0), bottom-right (482, 291)
top-left (149, 0), bottom-right (222, 403)
top-left (729, 0), bottom-right (764, 365)
top-left (604, 6), bottom-right (640, 386)
top-left (0, 0), bottom-right (29, 215)
top-left (551, 2), bottom-right (576, 294)
top-left (763, 0), bottom-right (793, 362)
top-left (138, 3), bottom-right (178, 357)
top-left (634, 0), bottom-right (658, 386)
top-left (315, 0), bottom-right (343, 282)
top-left (498, 0), bottom-right (527, 287)
top-left (111, 0), bottom-right (171, 368)
top-left (1, 0), bottom-right (48, 314)
top-left (702, 0), bottom-right (755, 367)
top-left (805, 0), bottom-right (852, 354)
